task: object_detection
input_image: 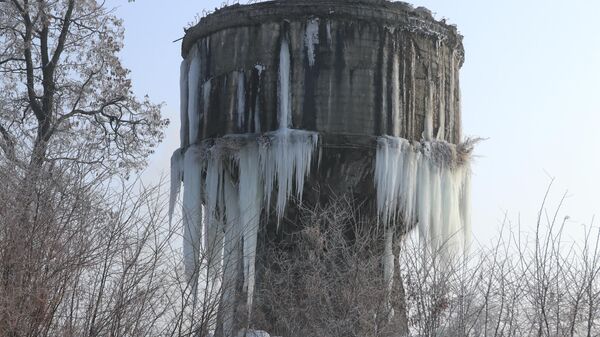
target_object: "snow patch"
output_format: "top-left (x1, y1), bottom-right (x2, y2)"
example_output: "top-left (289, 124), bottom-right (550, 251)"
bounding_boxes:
top-left (254, 64), bottom-right (265, 75)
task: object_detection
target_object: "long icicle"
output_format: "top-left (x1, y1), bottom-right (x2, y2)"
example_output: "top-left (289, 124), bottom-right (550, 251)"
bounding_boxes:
top-left (187, 45), bottom-right (201, 145)
top-left (169, 149), bottom-right (183, 223)
top-left (182, 145), bottom-right (205, 282)
top-left (374, 136), bottom-right (472, 255)
top-left (238, 142), bottom-right (262, 316)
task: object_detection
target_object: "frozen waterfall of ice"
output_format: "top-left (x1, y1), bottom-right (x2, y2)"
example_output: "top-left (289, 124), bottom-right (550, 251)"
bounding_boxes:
top-left (375, 136), bottom-right (472, 255)
top-left (172, 34), bottom-right (319, 317)
top-left (173, 131), bottom-right (317, 321)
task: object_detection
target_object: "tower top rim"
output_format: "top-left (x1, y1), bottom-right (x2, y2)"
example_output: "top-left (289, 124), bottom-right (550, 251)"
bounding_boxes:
top-left (181, 0), bottom-right (464, 60)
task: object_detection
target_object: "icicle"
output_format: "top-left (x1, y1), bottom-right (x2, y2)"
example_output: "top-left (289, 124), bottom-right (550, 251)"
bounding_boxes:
top-left (429, 162), bottom-right (442, 251)
top-left (278, 36), bottom-right (292, 129)
top-left (416, 147), bottom-right (431, 243)
top-left (169, 149), bottom-right (183, 223)
top-left (238, 142), bottom-right (262, 316)
top-left (448, 50), bottom-right (456, 142)
top-left (180, 60), bottom-right (190, 146)
top-left (260, 130), bottom-right (318, 223)
top-left (204, 147), bottom-right (224, 279)
top-left (460, 167), bottom-right (472, 252)
top-left (436, 40), bottom-right (446, 141)
top-left (424, 80), bottom-right (434, 140)
top-left (254, 65), bottom-right (265, 133)
top-left (202, 79), bottom-right (212, 135)
top-left (375, 136), bottom-right (473, 256)
top-left (408, 40), bottom-right (417, 138)
top-left (222, 174), bottom-right (242, 337)
top-left (187, 45), bottom-right (201, 144)
top-left (182, 145), bottom-right (205, 281)
top-left (304, 18), bottom-right (319, 67)
top-left (400, 147), bottom-right (418, 226)
top-left (392, 53), bottom-right (401, 136)
top-left (236, 71), bottom-right (245, 130)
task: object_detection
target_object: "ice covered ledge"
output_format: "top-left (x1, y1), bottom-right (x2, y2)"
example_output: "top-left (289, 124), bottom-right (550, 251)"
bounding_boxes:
top-left (172, 131), bottom-right (475, 237)
top-left (174, 132), bottom-right (474, 164)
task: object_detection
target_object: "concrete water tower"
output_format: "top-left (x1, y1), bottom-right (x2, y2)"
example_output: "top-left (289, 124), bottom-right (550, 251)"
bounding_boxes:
top-left (171, 0), bottom-right (473, 335)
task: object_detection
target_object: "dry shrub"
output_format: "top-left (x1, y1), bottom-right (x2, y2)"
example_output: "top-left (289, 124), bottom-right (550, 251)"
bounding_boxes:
top-left (254, 197), bottom-right (408, 337)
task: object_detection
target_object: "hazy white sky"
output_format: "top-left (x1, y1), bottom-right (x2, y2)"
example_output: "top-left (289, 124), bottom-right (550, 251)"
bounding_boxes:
top-left (108, 0), bottom-right (600, 244)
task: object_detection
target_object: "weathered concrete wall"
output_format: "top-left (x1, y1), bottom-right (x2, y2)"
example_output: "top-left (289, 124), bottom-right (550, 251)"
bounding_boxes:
top-left (181, 0), bottom-right (464, 146)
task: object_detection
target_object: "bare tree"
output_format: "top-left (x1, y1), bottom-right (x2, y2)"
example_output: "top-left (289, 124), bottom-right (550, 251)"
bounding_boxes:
top-left (0, 159), bottom-right (233, 337)
top-left (0, 1), bottom-right (175, 336)
top-left (400, 184), bottom-right (600, 337)
top-left (0, 0), bottom-right (167, 174)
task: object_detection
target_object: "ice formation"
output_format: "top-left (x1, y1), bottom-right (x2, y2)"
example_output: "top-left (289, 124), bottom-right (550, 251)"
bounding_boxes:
top-left (222, 173), bottom-right (242, 337)
top-left (278, 36), bottom-right (292, 129)
top-left (391, 54), bottom-right (401, 136)
top-left (304, 18), bottom-right (320, 67)
top-left (259, 130), bottom-right (318, 223)
top-left (188, 45), bottom-right (202, 144)
top-left (171, 131), bottom-right (317, 315)
top-left (236, 71), bottom-right (245, 130)
top-left (202, 79), bottom-right (212, 132)
top-left (169, 149), bottom-right (183, 223)
top-left (171, 35), bottom-right (319, 318)
top-left (254, 64), bottom-right (265, 133)
top-left (180, 60), bottom-right (189, 145)
top-left (374, 136), bottom-right (472, 254)
top-left (182, 145), bottom-right (205, 282)
top-left (435, 40), bottom-right (446, 140)
top-left (171, 32), bottom-right (473, 329)
top-left (238, 142), bottom-right (262, 315)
